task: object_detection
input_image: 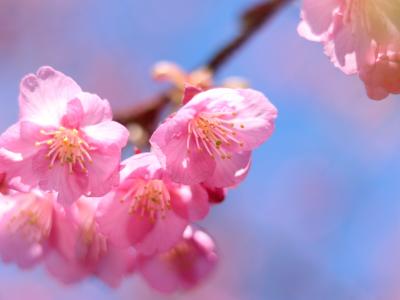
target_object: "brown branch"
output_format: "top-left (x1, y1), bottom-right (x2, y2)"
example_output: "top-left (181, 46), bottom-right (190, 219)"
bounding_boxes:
top-left (113, 0), bottom-right (291, 132)
top-left (206, 0), bottom-right (292, 72)
top-left (112, 93), bottom-right (170, 133)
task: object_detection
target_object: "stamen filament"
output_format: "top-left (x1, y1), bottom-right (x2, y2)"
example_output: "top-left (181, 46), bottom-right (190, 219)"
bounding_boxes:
top-left (187, 112), bottom-right (245, 159)
top-left (36, 127), bottom-right (92, 173)
top-left (124, 179), bottom-right (171, 221)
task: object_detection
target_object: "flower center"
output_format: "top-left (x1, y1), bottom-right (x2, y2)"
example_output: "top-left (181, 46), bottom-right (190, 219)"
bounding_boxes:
top-left (7, 205), bottom-right (51, 243)
top-left (162, 241), bottom-right (195, 271)
top-left (187, 112), bottom-right (245, 159)
top-left (36, 127), bottom-right (92, 173)
top-left (121, 179), bottom-right (171, 221)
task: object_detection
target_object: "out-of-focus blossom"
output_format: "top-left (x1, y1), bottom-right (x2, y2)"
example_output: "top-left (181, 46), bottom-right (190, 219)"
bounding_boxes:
top-left (137, 226), bottom-right (218, 294)
top-left (152, 61), bottom-right (250, 104)
top-left (298, 0), bottom-right (400, 100)
top-left (222, 77), bottom-right (249, 89)
top-left (150, 88), bottom-right (277, 187)
top-left (153, 61), bottom-right (213, 104)
top-left (97, 152), bottom-right (209, 256)
top-left (359, 50), bottom-right (400, 99)
top-left (153, 61), bottom-right (213, 89)
top-left (0, 191), bottom-right (58, 269)
top-left (0, 66), bottom-right (129, 204)
top-left (45, 197), bottom-right (135, 287)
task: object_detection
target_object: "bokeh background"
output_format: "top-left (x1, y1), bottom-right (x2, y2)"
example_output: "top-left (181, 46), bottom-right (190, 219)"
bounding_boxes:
top-left (1, 0), bottom-right (400, 299)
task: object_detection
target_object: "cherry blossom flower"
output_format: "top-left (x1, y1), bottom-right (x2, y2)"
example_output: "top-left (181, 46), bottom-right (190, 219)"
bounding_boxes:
top-left (0, 190), bottom-right (59, 268)
top-left (150, 87), bottom-right (277, 187)
top-left (97, 152), bottom-right (209, 256)
top-left (359, 50), bottom-right (400, 99)
top-left (152, 61), bottom-right (249, 104)
top-left (0, 66), bottom-right (129, 204)
top-left (137, 226), bottom-right (218, 293)
top-left (298, 0), bottom-right (400, 100)
top-left (152, 61), bottom-right (213, 90)
top-left (45, 197), bottom-right (135, 287)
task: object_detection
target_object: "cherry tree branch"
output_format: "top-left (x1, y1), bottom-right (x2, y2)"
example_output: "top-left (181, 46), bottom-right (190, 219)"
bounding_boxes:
top-left (114, 0), bottom-right (292, 132)
top-left (206, 0), bottom-right (292, 71)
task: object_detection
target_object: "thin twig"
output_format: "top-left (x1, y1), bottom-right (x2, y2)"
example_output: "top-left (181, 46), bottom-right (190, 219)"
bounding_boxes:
top-left (112, 94), bottom-right (170, 132)
top-left (113, 0), bottom-right (291, 132)
top-left (206, 0), bottom-right (292, 72)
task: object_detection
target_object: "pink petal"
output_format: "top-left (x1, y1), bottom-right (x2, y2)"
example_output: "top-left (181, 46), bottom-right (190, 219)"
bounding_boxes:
top-left (0, 123), bottom-right (40, 185)
top-left (75, 92), bottom-right (113, 126)
top-left (61, 98), bottom-right (84, 129)
top-left (360, 52), bottom-right (400, 100)
top-left (231, 89), bottom-right (277, 151)
top-left (135, 211), bottom-right (187, 256)
top-left (45, 251), bottom-right (88, 284)
top-left (170, 184), bottom-right (209, 221)
top-left (120, 152), bottom-right (162, 181)
top-left (82, 120), bottom-right (129, 151)
top-left (300, 0), bottom-right (339, 39)
top-left (19, 66), bottom-right (81, 126)
top-left (0, 122), bottom-right (39, 161)
top-left (138, 253), bottom-right (182, 293)
top-left (126, 213), bottom-right (156, 248)
top-left (32, 152), bottom-right (88, 204)
top-left (0, 192), bottom-right (54, 269)
top-left (48, 200), bottom-right (78, 260)
top-left (297, 20), bottom-right (324, 42)
top-left (95, 245), bottom-right (136, 288)
top-left (96, 192), bottom-right (137, 248)
top-left (19, 120), bottom-right (49, 145)
top-left (97, 189), bottom-right (156, 249)
top-left (138, 226), bottom-right (218, 293)
top-left (204, 151), bottom-right (251, 188)
top-left (84, 147), bottom-right (121, 197)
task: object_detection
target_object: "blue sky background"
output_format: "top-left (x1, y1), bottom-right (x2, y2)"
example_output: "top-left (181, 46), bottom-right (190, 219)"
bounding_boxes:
top-left (1, 1), bottom-right (400, 299)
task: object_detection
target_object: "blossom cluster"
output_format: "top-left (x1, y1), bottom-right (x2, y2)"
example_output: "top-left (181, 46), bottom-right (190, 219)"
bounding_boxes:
top-left (0, 66), bottom-right (277, 293)
top-left (298, 0), bottom-right (400, 100)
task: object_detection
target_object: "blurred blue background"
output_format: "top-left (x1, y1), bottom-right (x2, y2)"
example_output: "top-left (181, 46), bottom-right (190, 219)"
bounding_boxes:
top-left (1, 0), bottom-right (400, 299)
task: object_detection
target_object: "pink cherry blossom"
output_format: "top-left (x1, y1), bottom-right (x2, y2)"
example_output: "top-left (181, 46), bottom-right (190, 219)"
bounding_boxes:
top-left (0, 190), bottom-right (58, 268)
top-left (298, 0), bottom-right (400, 100)
top-left (359, 50), bottom-right (400, 99)
top-left (137, 226), bottom-right (218, 293)
top-left (0, 66), bottom-right (129, 204)
top-left (152, 61), bottom-right (213, 90)
top-left (150, 87), bottom-right (277, 187)
top-left (45, 196), bottom-right (135, 287)
top-left (97, 152), bottom-right (209, 256)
